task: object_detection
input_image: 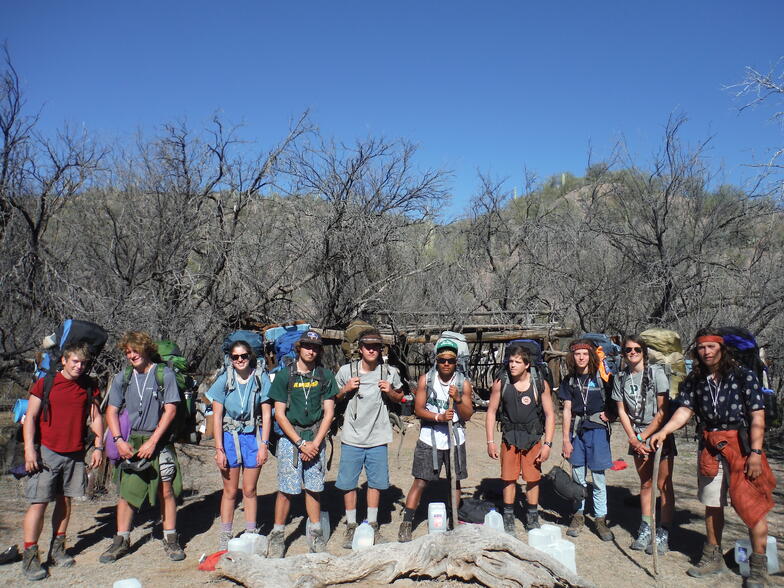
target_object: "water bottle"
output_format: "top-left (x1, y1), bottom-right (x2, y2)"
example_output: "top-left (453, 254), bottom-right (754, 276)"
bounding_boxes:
top-left (352, 521), bottom-right (375, 550)
top-left (427, 502), bottom-right (448, 533)
top-left (736, 536), bottom-right (781, 576)
top-left (227, 536), bottom-right (252, 554)
top-left (239, 532), bottom-right (264, 556)
top-left (528, 527), bottom-right (550, 550)
top-left (541, 523), bottom-right (561, 544)
top-left (483, 508), bottom-right (504, 531)
top-left (320, 510), bottom-right (331, 542)
top-left (113, 580), bottom-right (142, 588)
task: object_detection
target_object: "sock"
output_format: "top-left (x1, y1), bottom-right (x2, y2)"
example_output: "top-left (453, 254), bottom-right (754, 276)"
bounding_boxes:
top-left (527, 504), bottom-right (538, 514)
top-left (245, 522), bottom-right (257, 532)
top-left (310, 522), bottom-right (322, 533)
top-left (220, 522), bottom-right (233, 533)
top-left (403, 508), bottom-right (415, 523)
top-left (503, 504), bottom-right (514, 515)
top-left (55, 532), bottom-right (66, 538)
top-left (118, 531), bottom-right (131, 539)
top-left (24, 542), bottom-right (36, 550)
top-left (163, 529), bottom-right (177, 537)
top-left (642, 515), bottom-right (652, 526)
top-left (366, 507), bottom-right (378, 524)
top-left (346, 509), bottom-right (357, 525)
top-left (273, 524), bottom-right (285, 533)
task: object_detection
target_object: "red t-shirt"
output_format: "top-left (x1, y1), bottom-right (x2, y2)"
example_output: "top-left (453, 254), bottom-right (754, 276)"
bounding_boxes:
top-left (30, 372), bottom-right (99, 453)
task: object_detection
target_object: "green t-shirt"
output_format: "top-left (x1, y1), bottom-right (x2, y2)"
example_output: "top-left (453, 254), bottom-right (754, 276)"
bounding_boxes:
top-left (268, 366), bottom-right (339, 440)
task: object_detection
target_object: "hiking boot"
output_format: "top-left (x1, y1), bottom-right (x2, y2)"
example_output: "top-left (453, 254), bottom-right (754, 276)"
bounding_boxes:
top-left (630, 521), bottom-right (652, 551)
top-left (744, 553), bottom-right (769, 588)
top-left (48, 535), bottom-right (75, 567)
top-left (99, 535), bottom-right (130, 564)
top-left (502, 512), bottom-right (517, 537)
top-left (369, 521), bottom-right (384, 544)
top-left (267, 530), bottom-right (285, 558)
top-left (645, 527), bottom-right (669, 555)
top-left (162, 533), bottom-right (185, 561)
top-left (218, 530), bottom-right (233, 551)
top-left (524, 510), bottom-right (541, 531)
top-left (594, 517), bottom-right (614, 542)
top-left (309, 526), bottom-right (326, 553)
top-left (687, 542), bottom-right (728, 578)
top-left (22, 545), bottom-right (47, 581)
top-left (398, 521), bottom-right (412, 543)
top-left (566, 513), bottom-right (584, 537)
top-left (342, 522), bottom-right (357, 549)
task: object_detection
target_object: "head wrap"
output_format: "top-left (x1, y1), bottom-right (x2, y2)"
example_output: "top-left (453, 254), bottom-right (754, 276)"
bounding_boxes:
top-left (696, 335), bottom-right (724, 345)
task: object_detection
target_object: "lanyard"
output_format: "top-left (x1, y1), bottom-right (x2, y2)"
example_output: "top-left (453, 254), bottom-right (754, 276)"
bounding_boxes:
top-left (297, 372), bottom-right (316, 416)
top-left (707, 375), bottom-right (722, 416)
top-left (236, 374), bottom-right (254, 415)
top-left (134, 367), bottom-right (155, 417)
top-left (577, 375), bottom-right (592, 411)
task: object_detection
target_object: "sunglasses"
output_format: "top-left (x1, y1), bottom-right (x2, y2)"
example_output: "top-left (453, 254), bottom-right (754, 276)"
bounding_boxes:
top-left (623, 347), bottom-right (642, 354)
top-left (436, 357), bottom-right (457, 365)
top-left (361, 344), bottom-right (383, 351)
top-left (230, 353), bottom-right (250, 361)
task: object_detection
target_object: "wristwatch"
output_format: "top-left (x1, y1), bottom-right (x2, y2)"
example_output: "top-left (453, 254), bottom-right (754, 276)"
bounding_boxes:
top-left (296, 439), bottom-right (305, 449)
top-left (750, 448), bottom-right (762, 455)
top-left (543, 441), bottom-right (553, 447)
top-left (112, 435), bottom-right (123, 443)
top-left (94, 446), bottom-right (105, 452)
top-left (260, 440), bottom-right (271, 446)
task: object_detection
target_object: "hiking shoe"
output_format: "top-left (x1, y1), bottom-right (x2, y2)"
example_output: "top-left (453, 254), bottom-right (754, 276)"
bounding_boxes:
top-left (342, 522), bottom-right (357, 549)
top-left (267, 530), bottom-right (285, 558)
top-left (398, 521), bottom-right (412, 543)
top-left (687, 542), bottom-right (727, 578)
top-left (162, 533), bottom-right (185, 561)
top-left (48, 535), bottom-right (75, 567)
top-left (524, 510), bottom-right (541, 531)
top-left (99, 535), bottom-right (130, 564)
top-left (369, 521), bottom-right (384, 544)
top-left (630, 521), bottom-right (652, 551)
top-left (218, 530), bottom-right (233, 551)
top-left (744, 553), bottom-right (769, 588)
top-left (502, 512), bottom-right (517, 537)
top-left (309, 526), bottom-right (326, 553)
top-left (645, 527), bottom-right (669, 555)
top-left (22, 545), bottom-right (47, 581)
top-left (566, 513), bottom-right (584, 537)
top-left (594, 517), bottom-right (614, 542)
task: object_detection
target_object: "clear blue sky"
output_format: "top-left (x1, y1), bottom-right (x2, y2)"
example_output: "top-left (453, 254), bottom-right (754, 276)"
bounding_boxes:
top-left (3, 1), bottom-right (782, 218)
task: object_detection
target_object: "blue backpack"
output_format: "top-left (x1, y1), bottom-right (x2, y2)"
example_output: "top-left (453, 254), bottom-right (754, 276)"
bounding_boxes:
top-left (264, 323), bottom-right (311, 372)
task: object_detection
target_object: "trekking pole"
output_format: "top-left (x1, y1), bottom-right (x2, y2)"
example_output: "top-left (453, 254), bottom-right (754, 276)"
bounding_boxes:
top-left (447, 396), bottom-right (459, 530)
top-left (650, 443), bottom-right (663, 578)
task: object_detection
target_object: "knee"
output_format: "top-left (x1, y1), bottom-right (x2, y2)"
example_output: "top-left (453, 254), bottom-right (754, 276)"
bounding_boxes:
top-left (640, 478), bottom-right (653, 491)
top-left (160, 484), bottom-right (174, 501)
top-left (242, 487), bottom-right (257, 500)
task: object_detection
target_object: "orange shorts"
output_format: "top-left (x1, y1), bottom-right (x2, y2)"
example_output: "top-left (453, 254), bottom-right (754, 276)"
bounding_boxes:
top-left (500, 441), bottom-right (542, 483)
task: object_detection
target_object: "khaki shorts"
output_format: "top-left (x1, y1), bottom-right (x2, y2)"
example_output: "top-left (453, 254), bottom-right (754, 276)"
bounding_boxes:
top-left (500, 441), bottom-right (542, 483)
top-left (697, 455), bottom-right (729, 507)
top-left (25, 445), bottom-right (86, 503)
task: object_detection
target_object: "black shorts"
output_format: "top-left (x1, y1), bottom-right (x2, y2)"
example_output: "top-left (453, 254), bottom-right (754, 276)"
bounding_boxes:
top-left (411, 439), bottom-right (468, 481)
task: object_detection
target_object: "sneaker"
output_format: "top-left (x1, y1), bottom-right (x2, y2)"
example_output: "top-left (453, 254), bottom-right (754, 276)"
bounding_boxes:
top-left (22, 545), bottom-right (48, 581)
top-left (502, 512), bottom-right (517, 537)
top-left (342, 522), bottom-right (357, 549)
top-left (645, 527), bottom-right (669, 555)
top-left (218, 530), bottom-right (233, 551)
top-left (267, 530), bottom-right (285, 558)
top-left (48, 535), bottom-right (75, 567)
top-left (594, 517), bottom-right (614, 542)
top-left (398, 520), bottom-right (412, 543)
top-left (369, 521), bottom-right (384, 544)
top-left (630, 521), bottom-right (652, 551)
top-left (162, 533), bottom-right (185, 561)
top-left (687, 542), bottom-right (727, 578)
top-left (309, 526), bottom-right (326, 553)
top-left (524, 510), bottom-right (541, 531)
top-left (99, 535), bottom-right (130, 564)
top-left (566, 513), bottom-right (584, 537)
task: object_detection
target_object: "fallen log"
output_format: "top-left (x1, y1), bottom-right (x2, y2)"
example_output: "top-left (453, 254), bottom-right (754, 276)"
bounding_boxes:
top-left (217, 524), bottom-right (592, 588)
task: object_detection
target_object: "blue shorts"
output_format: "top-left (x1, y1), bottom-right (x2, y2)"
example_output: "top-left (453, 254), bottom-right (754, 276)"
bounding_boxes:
top-left (223, 431), bottom-right (260, 468)
top-left (570, 426), bottom-right (613, 471)
top-left (276, 436), bottom-right (326, 495)
top-left (335, 443), bottom-right (390, 491)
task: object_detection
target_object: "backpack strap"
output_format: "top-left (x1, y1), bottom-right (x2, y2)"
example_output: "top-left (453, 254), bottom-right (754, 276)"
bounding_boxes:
top-left (40, 372), bottom-right (56, 423)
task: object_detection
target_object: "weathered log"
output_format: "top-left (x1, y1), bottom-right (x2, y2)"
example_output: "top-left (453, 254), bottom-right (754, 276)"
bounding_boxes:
top-left (217, 524), bottom-right (592, 588)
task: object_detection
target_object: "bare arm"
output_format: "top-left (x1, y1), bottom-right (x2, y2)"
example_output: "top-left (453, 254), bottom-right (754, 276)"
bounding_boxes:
top-left (455, 380), bottom-right (474, 421)
top-left (562, 399), bottom-right (573, 458)
top-left (745, 409), bottom-right (766, 480)
top-left (212, 400), bottom-right (227, 468)
top-left (650, 405), bottom-right (694, 449)
top-left (538, 382), bottom-right (556, 463)
top-left (414, 375), bottom-right (443, 422)
top-left (23, 394), bottom-right (42, 472)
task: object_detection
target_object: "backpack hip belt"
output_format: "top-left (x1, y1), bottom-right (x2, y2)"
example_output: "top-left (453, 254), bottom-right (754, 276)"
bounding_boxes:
top-left (289, 421), bottom-right (321, 468)
top-left (422, 421), bottom-right (464, 473)
top-left (573, 411), bottom-right (609, 435)
top-left (222, 415), bottom-right (262, 467)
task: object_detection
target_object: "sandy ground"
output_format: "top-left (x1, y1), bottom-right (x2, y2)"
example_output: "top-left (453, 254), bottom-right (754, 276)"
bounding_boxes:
top-left (0, 412), bottom-right (782, 588)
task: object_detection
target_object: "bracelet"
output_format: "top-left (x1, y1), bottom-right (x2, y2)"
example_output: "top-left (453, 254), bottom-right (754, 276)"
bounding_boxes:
top-left (296, 439), bottom-right (305, 448)
top-left (750, 448), bottom-right (762, 455)
top-left (112, 435), bottom-right (123, 443)
top-left (260, 440), bottom-right (270, 446)
top-left (543, 441), bottom-right (553, 447)
top-left (487, 440), bottom-right (495, 444)
top-left (94, 446), bottom-right (105, 451)
top-left (215, 447), bottom-right (225, 453)
top-left (636, 433), bottom-right (644, 443)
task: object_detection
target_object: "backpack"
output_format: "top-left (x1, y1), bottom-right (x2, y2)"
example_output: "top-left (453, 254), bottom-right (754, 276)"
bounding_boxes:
top-left (217, 330), bottom-right (266, 397)
top-left (581, 333), bottom-right (620, 379)
top-left (264, 323), bottom-right (311, 371)
top-left (35, 319), bottom-right (108, 423)
top-left (497, 338), bottom-right (553, 391)
top-left (156, 340), bottom-right (198, 442)
top-left (432, 331), bottom-right (470, 378)
top-left (639, 328), bottom-right (686, 399)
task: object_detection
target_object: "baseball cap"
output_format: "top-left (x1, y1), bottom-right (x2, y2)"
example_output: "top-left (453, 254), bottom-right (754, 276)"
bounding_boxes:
top-left (435, 339), bottom-right (459, 355)
top-left (299, 330), bottom-right (323, 346)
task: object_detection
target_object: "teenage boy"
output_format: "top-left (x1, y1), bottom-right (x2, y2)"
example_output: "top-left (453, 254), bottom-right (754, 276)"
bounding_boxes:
top-left (485, 343), bottom-right (555, 536)
top-left (267, 330), bottom-right (338, 557)
top-left (335, 328), bottom-right (404, 547)
top-left (100, 331), bottom-right (185, 563)
top-left (651, 329), bottom-right (775, 587)
top-left (398, 339), bottom-right (474, 542)
top-left (21, 343), bottom-right (104, 581)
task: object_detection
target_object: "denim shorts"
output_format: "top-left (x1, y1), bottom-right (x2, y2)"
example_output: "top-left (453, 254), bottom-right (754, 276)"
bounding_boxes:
top-left (25, 445), bottom-right (86, 503)
top-left (276, 436), bottom-right (326, 495)
top-left (570, 426), bottom-right (613, 471)
top-left (223, 431), bottom-right (260, 468)
top-left (335, 443), bottom-right (390, 491)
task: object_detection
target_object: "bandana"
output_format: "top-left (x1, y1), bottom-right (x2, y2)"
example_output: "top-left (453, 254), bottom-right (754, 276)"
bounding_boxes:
top-left (696, 335), bottom-right (724, 345)
top-left (570, 343), bottom-right (592, 352)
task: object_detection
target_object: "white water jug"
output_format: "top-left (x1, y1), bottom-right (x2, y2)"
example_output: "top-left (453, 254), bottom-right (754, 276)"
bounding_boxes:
top-left (428, 502), bottom-right (448, 533)
top-left (483, 509), bottom-right (504, 531)
top-left (527, 527), bottom-right (551, 550)
top-left (540, 523), bottom-right (561, 544)
top-left (227, 536), bottom-right (252, 554)
top-left (352, 521), bottom-right (375, 550)
top-left (113, 579), bottom-right (142, 588)
top-left (239, 532), bottom-right (267, 556)
top-left (735, 536), bottom-right (780, 576)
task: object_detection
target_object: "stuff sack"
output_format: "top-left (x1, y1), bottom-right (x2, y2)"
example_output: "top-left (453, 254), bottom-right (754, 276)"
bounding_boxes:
top-left (640, 328), bottom-right (686, 399)
top-left (545, 464), bottom-right (585, 506)
top-left (458, 498), bottom-right (497, 524)
top-left (265, 323), bottom-right (311, 371)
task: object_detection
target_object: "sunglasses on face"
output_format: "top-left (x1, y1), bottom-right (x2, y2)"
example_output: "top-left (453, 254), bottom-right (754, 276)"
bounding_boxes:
top-left (362, 344), bottom-right (383, 351)
top-left (436, 357), bottom-right (457, 365)
top-left (623, 347), bottom-right (642, 354)
top-left (230, 353), bottom-right (250, 361)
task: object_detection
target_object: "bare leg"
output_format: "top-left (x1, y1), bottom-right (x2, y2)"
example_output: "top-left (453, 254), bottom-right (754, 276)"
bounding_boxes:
top-left (526, 479), bottom-right (540, 506)
top-left (304, 490), bottom-right (321, 524)
top-left (23, 503), bottom-right (48, 544)
top-left (750, 517), bottom-right (769, 554)
top-left (635, 455), bottom-right (654, 517)
top-left (116, 498), bottom-right (134, 533)
top-left (241, 467), bottom-right (261, 527)
top-left (219, 467), bottom-right (240, 524)
top-left (502, 480), bottom-right (516, 505)
top-left (367, 487), bottom-right (380, 509)
top-left (344, 488), bottom-right (357, 512)
top-left (705, 506), bottom-right (724, 546)
top-left (159, 481), bottom-right (177, 531)
top-left (274, 492), bottom-right (292, 526)
top-left (657, 456), bottom-right (675, 526)
top-left (404, 479), bottom-right (427, 511)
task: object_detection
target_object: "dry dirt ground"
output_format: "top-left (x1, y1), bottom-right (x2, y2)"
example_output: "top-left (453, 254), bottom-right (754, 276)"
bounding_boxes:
top-left (0, 412), bottom-right (782, 588)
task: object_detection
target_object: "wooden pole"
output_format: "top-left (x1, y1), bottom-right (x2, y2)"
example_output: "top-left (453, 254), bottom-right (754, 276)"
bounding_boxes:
top-left (447, 396), bottom-right (459, 530)
top-left (651, 444), bottom-right (663, 578)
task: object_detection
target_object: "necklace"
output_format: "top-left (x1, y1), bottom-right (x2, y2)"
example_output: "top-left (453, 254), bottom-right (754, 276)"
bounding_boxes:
top-left (236, 373), bottom-right (254, 414)
top-left (577, 374), bottom-right (591, 410)
top-left (707, 375), bottom-right (722, 415)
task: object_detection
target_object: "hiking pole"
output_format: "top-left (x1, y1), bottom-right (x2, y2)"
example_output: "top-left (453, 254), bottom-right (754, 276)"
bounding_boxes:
top-left (447, 396), bottom-right (459, 530)
top-left (650, 443), bottom-right (663, 578)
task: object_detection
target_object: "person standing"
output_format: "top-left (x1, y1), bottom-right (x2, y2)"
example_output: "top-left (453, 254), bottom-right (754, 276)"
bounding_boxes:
top-left (21, 343), bottom-right (104, 581)
top-left (334, 328), bottom-right (404, 547)
top-left (651, 329), bottom-right (775, 587)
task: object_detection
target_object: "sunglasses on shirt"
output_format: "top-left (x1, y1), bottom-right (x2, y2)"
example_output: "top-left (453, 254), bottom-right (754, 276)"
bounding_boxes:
top-left (230, 353), bottom-right (250, 361)
top-left (436, 357), bottom-right (457, 365)
top-left (623, 347), bottom-right (643, 354)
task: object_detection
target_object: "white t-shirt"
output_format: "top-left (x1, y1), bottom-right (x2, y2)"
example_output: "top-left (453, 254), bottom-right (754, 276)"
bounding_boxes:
top-left (419, 374), bottom-right (465, 450)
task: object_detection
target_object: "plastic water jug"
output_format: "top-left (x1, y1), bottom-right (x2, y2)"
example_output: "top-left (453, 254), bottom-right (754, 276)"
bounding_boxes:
top-left (352, 521), bottom-right (375, 550)
top-left (483, 509), bottom-right (504, 531)
top-left (305, 511), bottom-right (331, 546)
top-left (239, 532), bottom-right (267, 556)
top-left (527, 527), bottom-right (551, 550)
top-left (113, 580), bottom-right (142, 588)
top-left (227, 536), bottom-right (253, 554)
top-left (428, 502), bottom-right (448, 533)
top-left (540, 523), bottom-right (561, 544)
top-left (552, 539), bottom-right (576, 573)
top-left (735, 536), bottom-right (780, 577)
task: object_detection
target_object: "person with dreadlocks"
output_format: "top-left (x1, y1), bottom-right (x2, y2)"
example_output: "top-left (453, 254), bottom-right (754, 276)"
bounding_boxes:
top-left (651, 329), bottom-right (775, 587)
top-left (612, 334), bottom-right (676, 555)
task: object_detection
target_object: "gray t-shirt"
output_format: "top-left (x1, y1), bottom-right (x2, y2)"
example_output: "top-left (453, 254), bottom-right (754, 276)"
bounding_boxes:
top-left (611, 364), bottom-right (668, 428)
top-left (335, 362), bottom-right (403, 448)
top-left (108, 364), bottom-right (180, 433)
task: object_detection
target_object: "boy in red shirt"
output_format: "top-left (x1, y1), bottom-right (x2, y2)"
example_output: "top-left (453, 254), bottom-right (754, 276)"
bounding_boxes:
top-left (21, 343), bottom-right (104, 581)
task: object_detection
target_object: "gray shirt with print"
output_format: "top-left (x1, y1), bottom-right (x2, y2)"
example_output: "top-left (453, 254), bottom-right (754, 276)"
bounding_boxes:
top-left (108, 364), bottom-right (180, 432)
top-left (335, 362), bottom-right (403, 448)
top-left (611, 364), bottom-right (668, 428)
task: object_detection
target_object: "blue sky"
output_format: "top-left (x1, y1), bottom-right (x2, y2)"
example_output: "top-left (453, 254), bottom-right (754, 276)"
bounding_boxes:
top-left (2, 1), bottom-right (782, 218)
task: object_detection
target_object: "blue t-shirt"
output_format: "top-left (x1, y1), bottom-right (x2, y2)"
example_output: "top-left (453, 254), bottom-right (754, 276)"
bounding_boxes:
top-left (208, 370), bottom-right (271, 434)
top-left (558, 373), bottom-right (609, 430)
